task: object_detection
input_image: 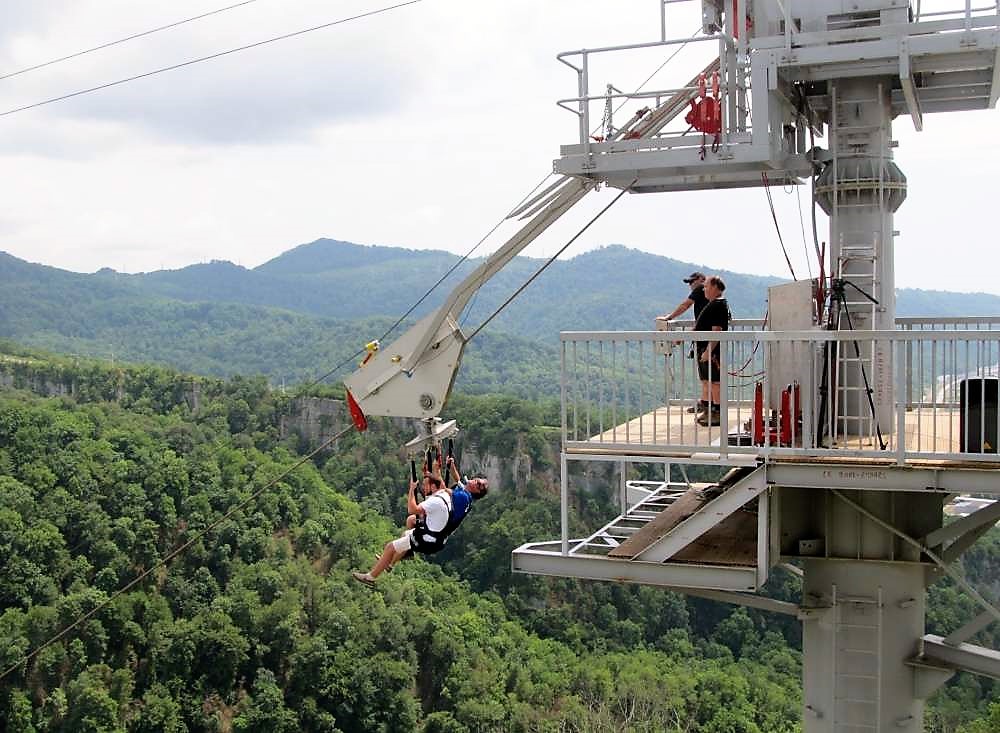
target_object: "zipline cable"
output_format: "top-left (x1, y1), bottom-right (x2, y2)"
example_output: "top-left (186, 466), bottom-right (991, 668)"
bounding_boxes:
top-left (465, 184), bottom-right (632, 343)
top-left (458, 31), bottom-right (699, 327)
top-left (299, 173), bottom-right (558, 391)
top-left (0, 0), bottom-right (262, 82)
top-left (0, 0), bottom-right (426, 118)
top-left (0, 423), bottom-right (357, 684)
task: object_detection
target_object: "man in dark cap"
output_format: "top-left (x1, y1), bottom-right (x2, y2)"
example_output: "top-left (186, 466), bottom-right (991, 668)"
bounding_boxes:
top-left (661, 271), bottom-right (708, 322)
top-left (660, 271), bottom-right (710, 414)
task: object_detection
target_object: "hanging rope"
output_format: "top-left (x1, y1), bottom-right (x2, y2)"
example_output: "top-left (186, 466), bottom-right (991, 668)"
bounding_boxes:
top-left (761, 172), bottom-right (797, 280)
top-left (0, 423), bottom-right (358, 684)
top-left (794, 184), bottom-right (814, 279)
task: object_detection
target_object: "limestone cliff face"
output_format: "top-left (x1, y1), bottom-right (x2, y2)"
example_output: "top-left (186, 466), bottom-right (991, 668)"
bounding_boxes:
top-left (0, 370), bottom-right (75, 397)
top-left (278, 397), bottom-right (624, 498)
top-left (278, 397), bottom-right (346, 447)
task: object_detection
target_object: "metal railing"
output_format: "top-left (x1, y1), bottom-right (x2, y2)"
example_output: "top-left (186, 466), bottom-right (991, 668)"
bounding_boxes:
top-left (770, 0), bottom-right (1000, 50)
top-left (561, 328), bottom-right (1000, 464)
top-left (556, 33), bottom-right (736, 149)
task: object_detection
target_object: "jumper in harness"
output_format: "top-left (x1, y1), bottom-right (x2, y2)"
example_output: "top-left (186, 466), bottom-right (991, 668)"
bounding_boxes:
top-left (410, 485), bottom-right (473, 555)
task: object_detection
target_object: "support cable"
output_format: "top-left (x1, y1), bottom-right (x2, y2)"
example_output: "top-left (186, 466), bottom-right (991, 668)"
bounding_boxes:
top-left (465, 184), bottom-right (632, 343)
top-left (795, 183), bottom-right (814, 279)
top-left (832, 489), bottom-right (1000, 628)
top-left (300, 173), bottom-right (558, 391)
top-left (459, 33), bottom-right (698, 327)
top-left (761, 172), bottom-right (797, 280)
top-left (0, 423), bottom-right (358, 684)
top-left (832, 280), bottom-right (887, 450)
top-left (0, 0), bottom-right (427, 118)
top-left (0, 1), bottom-right (261, 82)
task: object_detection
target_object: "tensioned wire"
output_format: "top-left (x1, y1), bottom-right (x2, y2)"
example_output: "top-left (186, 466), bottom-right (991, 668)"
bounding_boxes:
top-left (0, 423), bottom-right (358, 684)
top-left (0, 1), bottom-right (263, 82)
top-left (0, 0), bottom-right (427, 118)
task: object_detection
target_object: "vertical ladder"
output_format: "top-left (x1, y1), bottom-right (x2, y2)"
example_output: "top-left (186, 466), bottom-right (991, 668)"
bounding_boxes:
top-left (829, 85), bottom-right (886, 445)
top-left (832, 586), bottom-right (884, 732)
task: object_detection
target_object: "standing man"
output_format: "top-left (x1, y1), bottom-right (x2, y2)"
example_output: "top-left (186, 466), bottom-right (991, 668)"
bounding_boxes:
top-left (694, 275), bottom-right (731, 427)
top-left (661, 270), bottom-right (708, 413)
top-left (661, 271), bottom-right (708, 322)
top-left (661, 271), bottom-right (710, 414)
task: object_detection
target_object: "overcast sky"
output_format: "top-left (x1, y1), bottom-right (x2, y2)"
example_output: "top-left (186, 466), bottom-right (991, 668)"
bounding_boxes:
top-left (0, 0), bottom-right (996, 294)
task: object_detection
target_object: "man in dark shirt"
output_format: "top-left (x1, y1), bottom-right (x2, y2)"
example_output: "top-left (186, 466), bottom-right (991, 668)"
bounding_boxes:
top-left (661, 271), bottom-right (710, 413)
top-left (694, 275), bottom-right (731, 426)
top-left (661, 271), bottom-right (708, 321)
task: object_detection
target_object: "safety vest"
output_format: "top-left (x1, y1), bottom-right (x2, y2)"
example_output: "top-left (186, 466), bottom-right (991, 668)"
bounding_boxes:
top-left (410, 490), bottom-right (467, 555)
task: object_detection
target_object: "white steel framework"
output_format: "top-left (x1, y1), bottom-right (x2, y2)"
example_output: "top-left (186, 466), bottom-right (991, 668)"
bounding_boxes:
top-left (509, 3), bottom-right (1000, 731)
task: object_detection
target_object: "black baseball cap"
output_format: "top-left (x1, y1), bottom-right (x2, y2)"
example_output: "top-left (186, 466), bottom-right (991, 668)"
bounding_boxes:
top-left (682, 271), bottom-right (705, 284)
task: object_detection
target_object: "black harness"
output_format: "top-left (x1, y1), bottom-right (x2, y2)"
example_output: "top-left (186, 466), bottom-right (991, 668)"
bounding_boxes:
top-left (410, 491), bottom-right (464, 555)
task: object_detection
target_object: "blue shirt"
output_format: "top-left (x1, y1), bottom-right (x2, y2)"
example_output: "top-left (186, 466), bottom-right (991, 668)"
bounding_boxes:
top-left (450, 482), bottom-right (473, 520)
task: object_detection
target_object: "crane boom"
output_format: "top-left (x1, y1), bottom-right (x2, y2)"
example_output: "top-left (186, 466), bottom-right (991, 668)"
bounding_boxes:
top-left (342, 56), bottom-right (724, 421)
top-left (343, 177), bottom-right (592, 419)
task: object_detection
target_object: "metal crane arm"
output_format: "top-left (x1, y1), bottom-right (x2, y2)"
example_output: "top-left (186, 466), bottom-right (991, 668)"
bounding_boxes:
top-left (343, 177), bottom-right (593, 419)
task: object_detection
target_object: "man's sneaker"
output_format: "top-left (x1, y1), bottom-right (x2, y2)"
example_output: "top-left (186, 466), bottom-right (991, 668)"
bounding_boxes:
top-left (352, 571), bottom-right (376, 587)
top-left (686, 401), bottom-right (708, 414)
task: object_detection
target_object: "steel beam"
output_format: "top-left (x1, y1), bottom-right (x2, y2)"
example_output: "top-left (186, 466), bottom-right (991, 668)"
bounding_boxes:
top-left (511, 543), bottom-right (759, 591)
top-left (924, 500), bottom-right (1000, 550)
top-left (990, 47), bottom-right (1000, 108)
top-left (677, 587), bottom-right (798, 616)
top-left (900, 40), bottom-right (924, 131)
top-left (920, 635), bottom-right (1000, 680)
top-left (944, 610), bottom-right (997, 646)
top-left (768, 463), bottom-right (1000, 496)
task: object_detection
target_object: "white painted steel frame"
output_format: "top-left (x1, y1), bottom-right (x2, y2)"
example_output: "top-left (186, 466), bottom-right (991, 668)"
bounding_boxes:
top-left (919, 635), bottom-right (1000, 680)
top-left (560, 328), bottom-right (1000, 465)
top-left (512, 541), bottom-right (761, 591)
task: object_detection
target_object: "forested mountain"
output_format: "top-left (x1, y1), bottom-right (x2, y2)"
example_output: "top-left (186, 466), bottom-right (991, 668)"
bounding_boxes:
top-left (4, 240), bottom-right (999, 399)
top-left (0, 346), bottom-right (997, 731)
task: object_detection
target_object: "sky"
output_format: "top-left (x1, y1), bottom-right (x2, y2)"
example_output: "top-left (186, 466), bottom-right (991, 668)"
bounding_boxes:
top-left (0, 0), bottom-right (997, 294)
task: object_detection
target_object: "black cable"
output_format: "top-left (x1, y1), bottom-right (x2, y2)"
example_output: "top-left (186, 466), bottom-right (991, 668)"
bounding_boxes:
top-left (795, 184), bottom-right (813, 279)
top-left (0, 422), bottom-right (358, 684)
top-left (297, 348), bottom-right (368, 394)
top-left (761, 172), bottom-right (797, 280)
top-left (466, 185), bottom-right (632, 343)
top-left (0, 1), bottom-right (261, 82)
top-left (300, 174), bottom-right (558, 391)
top-left (832, 280), bottom-right (886, 450)
top-left (377, 174), bottom-right (556, 345)
top-left (808, 128), bottom-right (824, 265)
top-left (841, 279), bottom-right (879, 305)
top-left (0, 0), bottom-right (426, 118)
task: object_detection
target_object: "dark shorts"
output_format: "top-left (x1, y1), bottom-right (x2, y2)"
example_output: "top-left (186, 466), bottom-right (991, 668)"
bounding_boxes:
top-left (697, 353), bottom-right (722, 383)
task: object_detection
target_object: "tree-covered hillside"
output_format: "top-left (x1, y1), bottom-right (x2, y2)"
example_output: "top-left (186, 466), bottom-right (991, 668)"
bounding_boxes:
top-left (5, 241), bottom-right (1000, 402)
top-left (0, 346), bottom-right (997, 731)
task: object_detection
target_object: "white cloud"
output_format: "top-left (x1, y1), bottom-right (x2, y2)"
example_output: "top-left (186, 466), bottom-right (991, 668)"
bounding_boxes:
top-left (0, 0), bottom-right (997, 298)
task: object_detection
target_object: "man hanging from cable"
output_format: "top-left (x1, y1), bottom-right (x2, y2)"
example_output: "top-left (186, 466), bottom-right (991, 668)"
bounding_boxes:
top-left (352, 442), bottom-right (489, 587)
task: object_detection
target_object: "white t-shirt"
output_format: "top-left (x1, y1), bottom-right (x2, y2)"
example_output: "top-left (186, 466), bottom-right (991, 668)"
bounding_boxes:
top-left (421, 489), bottom-right (452, 532)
